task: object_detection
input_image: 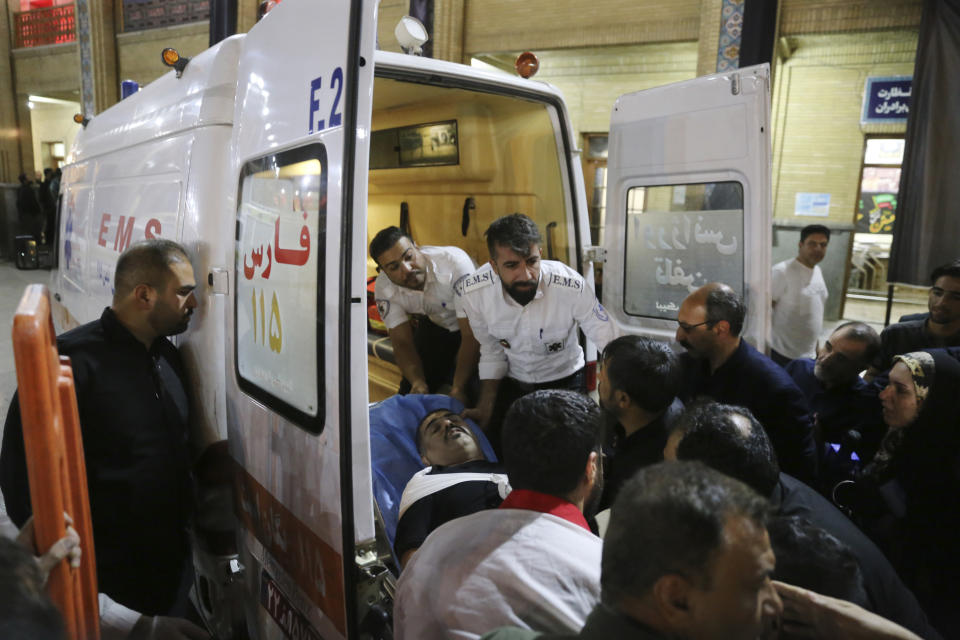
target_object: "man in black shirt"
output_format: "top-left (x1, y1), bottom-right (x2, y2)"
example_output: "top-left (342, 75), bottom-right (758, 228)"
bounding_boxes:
top-left (675, 283), bottom-right (818, 483)
top-left (786, 322), bottom-right (885, 460)
top-left (394, 409), bottom-right (507, 566)
top-left (664, 401), bottom-right (942, 640)
top-left (1, 240), bottom-right (203, 633)
top-left (873, 259), bottom-right (960, 373)
top-left (596, 336), bottom-right (683, 509)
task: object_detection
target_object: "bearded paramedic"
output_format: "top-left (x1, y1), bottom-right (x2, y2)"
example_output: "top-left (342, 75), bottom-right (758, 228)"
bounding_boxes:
top-left (455, 213), bottom-right (617, 451)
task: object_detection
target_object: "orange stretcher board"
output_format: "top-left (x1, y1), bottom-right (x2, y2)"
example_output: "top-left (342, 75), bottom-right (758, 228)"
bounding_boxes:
top-left (12, 284), bottom-right (100, 640)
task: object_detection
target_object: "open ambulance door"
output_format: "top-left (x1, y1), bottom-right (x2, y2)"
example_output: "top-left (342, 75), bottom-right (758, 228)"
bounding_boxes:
top-left (225, 0), bottom-right (376, 638)
top-left (602, 64), bottom-right (772, 350)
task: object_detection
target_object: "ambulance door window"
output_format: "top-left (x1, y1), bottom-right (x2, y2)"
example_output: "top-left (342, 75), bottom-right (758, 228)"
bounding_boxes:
top-left (234, 144), bottom-right (327, 433)
top-left (622, 181), bottom-right (744, 319)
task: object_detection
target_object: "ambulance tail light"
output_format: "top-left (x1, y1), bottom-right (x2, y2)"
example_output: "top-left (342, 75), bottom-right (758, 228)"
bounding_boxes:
top-left (515, 52), bottom-right (539, 79)
top-left (585, 360), bottom-right (597, 392)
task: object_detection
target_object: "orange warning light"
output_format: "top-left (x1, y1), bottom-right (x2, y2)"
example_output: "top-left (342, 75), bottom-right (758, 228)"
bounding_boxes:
top-left (515, 52), bottom-right (540, 79)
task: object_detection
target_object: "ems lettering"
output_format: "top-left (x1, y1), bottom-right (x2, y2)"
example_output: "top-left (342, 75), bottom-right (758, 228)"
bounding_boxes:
top-left (145, 218), bottom-right (162, 239)
top-left (96, 213), bottom-right (163, 251)
top-left (551, 274), bottom-right (582, 290)
top-left (114, 216), bottom-right (135, 252)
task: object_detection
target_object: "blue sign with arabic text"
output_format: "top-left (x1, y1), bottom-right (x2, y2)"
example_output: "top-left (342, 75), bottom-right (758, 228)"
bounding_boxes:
top-left (861, 76), bottom-right (911, 124)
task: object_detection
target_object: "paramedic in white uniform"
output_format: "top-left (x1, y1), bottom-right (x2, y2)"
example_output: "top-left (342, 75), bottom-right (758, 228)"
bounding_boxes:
top-left (371, 226), bottom-right (479, 404)
top-left (456, 213), bottom-right (617, 451)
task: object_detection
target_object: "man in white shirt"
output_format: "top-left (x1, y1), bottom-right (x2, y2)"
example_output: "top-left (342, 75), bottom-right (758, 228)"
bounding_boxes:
top-left (455, 214), bottom-right (617, 450)
top-left (393, 390), bottom-right (604, 640)
top-left (371, 227), bottom-right (479, 404)
top-left (770, 224), bottom-right (830, 366)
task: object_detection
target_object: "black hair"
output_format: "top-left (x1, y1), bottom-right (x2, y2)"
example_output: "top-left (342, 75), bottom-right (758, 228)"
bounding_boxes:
top-left (602, 336), bottom-right (681, 413)
top-left (602, 461), bottom-right (769, 605)
top-left (113, 239), bottom-right (190, 302)
top-left (485, 213), bottom-right (542, 259)
top-left (767, 516), bottom-right (869, 608)
top-left (501, 389), bottom-right (602, 497)
top-left (672, 401), bottom-right (781, 497)
top-left (369, 226), bottom-right (410, 265)
top-left (704, 287), bottom-right (746, 337)
top-left (0, 538), bottom-right (67, 640)
top-left (930, 258), bottom-right (960, 284)
top-left (800, 225), bottom-right (831, 243)
top-left (832, 321), bottom-right (881, 367)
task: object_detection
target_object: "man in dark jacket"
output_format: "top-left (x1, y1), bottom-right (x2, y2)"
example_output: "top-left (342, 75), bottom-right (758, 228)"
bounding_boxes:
top-left (16, 173), bottom-right (42, 241)
top-left (596, 335), bottom-right (683, 508)
top-left (675, 283), bottom-right (818, 483)
top-left (1, 239), bottom-right (200, 622)
top-left (664, 401), bottom-right (941, 640)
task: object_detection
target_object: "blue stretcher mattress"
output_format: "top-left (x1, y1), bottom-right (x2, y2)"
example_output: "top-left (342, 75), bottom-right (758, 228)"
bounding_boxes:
top-left (369, 394), bottom-right (497, 547)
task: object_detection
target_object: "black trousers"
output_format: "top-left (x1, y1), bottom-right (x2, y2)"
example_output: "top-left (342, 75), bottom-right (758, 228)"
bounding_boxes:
top-left (397, 317), bottom-right (471, 397)
top-left (486, 367), bottom-right (586, 458)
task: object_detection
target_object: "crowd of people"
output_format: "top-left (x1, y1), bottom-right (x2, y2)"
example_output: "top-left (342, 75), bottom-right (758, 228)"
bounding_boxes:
top-left (373, 215), bottom-right (960, 639)
top-left (0, 211), bottom-right (956, 640)
top-left (16, 168), bottom-right (60, 247)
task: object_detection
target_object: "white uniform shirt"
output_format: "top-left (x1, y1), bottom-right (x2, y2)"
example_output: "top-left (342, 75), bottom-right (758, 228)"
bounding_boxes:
top-left (770, 258), bottom-right (829, 359)
top-left (374, 245), bottom-right (476, 332)
top-left (455, 260), bottom-right (617, 383)
top-left (393, 509), bottom-right (602, 640)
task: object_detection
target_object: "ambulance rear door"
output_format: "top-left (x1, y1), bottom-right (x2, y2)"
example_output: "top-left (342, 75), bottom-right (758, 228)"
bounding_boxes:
top-left (226, 0), bottom-right (376, 638)
top-left (602, 64), bottom-right (771, 349)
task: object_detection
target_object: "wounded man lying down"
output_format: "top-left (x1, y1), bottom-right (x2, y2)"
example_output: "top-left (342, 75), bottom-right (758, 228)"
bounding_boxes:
top-left (395, 409), bottom-right (510, 567)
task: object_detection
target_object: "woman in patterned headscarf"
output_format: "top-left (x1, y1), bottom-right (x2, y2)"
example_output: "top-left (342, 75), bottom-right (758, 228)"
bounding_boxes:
top-left (856, 349), bottom-right (960, 633)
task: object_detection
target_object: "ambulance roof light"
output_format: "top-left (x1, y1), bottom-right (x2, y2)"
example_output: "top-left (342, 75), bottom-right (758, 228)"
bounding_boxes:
top-left (161, 48), bottom-right (191, 79)
top-left (395, 16), bottom-right (428, 56)
top-left (515, 52), bottom-right (540, 79)
top-left (258, 0), bottom-right (279, 21)
top-left (73, 113), bottom-right (90, 128)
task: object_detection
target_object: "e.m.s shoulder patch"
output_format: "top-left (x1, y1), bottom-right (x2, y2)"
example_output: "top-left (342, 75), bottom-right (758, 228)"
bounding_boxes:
top-left (547, 271), bottom-right (584, 293)
top-left (455, 269), bottom-right (494, 297)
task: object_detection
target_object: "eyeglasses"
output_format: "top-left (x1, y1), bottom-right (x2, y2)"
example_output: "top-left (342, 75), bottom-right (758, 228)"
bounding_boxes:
top-left (676, 320), bottom-right (712, 332)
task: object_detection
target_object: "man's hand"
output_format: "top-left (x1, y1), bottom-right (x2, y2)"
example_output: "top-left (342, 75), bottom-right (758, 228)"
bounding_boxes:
top-left (448, 387), bottom-right (469, 407)
top-left (463, 379), bottom-right (499, 431)
top-left (409, 380), bottom-right (429, 395)
top-left (17, 513), bottom-right (82, 579)
top-left (130, 616), bottom-right (210, 640)
top-left (775, 581), bottom-right (922, 640)
top-left (462, 401), bottom-right (492, 431)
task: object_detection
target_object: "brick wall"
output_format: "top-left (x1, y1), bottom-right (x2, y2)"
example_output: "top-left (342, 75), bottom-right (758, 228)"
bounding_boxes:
top-left (770, 30), bottom-right (918, 225)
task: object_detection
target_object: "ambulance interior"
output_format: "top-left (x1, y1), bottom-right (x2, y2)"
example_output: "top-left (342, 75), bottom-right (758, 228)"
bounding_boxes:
top-left (365, 76), bottom-right (577, 401)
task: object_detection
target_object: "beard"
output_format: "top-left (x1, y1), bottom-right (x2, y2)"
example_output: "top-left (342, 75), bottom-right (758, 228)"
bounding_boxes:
top-left (155, 309), bottom-right (193, 336)
top-left (813, 360), bottom-right (826, 381)
top-left (169, 315), bottom-right (192, 335)
top-left (505, 280), bottom-right (538, 305)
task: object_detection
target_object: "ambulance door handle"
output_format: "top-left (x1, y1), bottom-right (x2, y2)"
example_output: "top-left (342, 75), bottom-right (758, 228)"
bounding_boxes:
top-left (461, 197), bottom-right (475, 237)
top-left (209, 268), bottom-right (229, 295)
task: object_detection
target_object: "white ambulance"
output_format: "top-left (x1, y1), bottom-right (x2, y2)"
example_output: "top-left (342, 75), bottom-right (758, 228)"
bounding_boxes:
top-left (48, 0), bottom-right (771, 637)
